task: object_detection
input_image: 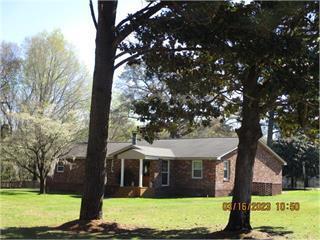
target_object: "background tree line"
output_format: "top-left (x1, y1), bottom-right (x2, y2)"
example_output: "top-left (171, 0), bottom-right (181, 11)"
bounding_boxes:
top-left (0, 30), bottom-right (89, 193)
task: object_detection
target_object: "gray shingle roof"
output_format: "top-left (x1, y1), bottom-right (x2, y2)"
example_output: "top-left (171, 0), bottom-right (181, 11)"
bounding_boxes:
top-left (138, 137), bottom-right (238, 159)
top-left (63, 137), bottom-right (286, 165)
top-left (64, 137), bottom-right (238, 159)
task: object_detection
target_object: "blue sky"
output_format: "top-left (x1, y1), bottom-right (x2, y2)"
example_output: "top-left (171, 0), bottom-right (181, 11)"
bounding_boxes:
top-left (1, 0), bottom-right (147, 75)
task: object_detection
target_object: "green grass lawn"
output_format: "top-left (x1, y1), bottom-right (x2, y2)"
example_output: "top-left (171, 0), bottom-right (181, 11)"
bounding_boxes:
top-left (0, 189), bottom-right (319, 239)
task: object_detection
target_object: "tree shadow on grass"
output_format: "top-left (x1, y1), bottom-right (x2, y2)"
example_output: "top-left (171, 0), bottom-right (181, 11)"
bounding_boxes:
top-left (1, 225), bottom-right (212, 239)
top-left (1, 221), bottom-right (285, 239)
top-left (0, 189), bottom-right (39, 196)
top-left (254, 226), bottom-right (293, 237)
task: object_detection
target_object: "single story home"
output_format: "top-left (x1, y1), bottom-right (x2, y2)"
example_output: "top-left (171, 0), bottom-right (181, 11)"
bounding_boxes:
top-left (47, 137), bottom-right (286, 197)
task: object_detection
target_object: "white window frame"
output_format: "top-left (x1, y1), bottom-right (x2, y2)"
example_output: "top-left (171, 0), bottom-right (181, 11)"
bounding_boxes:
top-left (161, 160), bottom-right (170, 186)
top-left (223, 160), bottom-right (230, 181)
top-left (111, 159), bottom-right (114, 173)
top-left (56, 162), bottom-right (64, 173)
top-left (192, 160), bottom-right (203, 179)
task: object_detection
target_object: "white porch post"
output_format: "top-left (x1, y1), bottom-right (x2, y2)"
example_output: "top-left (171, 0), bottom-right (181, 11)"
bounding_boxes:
top-left (139, 159), bottom-right (143, 187)
top-left (120, 159), bottom-right (124, 187)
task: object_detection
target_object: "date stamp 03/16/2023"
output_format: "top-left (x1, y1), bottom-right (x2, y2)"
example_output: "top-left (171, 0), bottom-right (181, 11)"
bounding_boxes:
top-left (222, 202), bottom-right (300, 211)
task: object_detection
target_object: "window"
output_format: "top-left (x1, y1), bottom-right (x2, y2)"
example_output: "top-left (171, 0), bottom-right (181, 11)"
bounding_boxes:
top-left (161, 160), bottom-right (170, 186)
top-left (192, 160), bottom-right (203, 179)
top-left (56, 162), bottom-right (64, 173)
top-left (143, 160), bottom-right (150, 176)
top-left (223, 160), bottom-right (230, 181)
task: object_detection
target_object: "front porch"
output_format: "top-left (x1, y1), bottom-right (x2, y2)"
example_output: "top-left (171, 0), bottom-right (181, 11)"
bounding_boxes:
top-left (105, 145), bottom-right (174, 197)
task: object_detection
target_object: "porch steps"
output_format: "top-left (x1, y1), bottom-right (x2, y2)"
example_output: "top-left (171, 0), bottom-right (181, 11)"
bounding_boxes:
top-left (111, 186), bottom-right (155, 197)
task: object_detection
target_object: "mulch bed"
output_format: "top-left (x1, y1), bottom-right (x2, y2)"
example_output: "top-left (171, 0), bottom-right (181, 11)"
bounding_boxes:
top-left (56, 219), bottom-right (135, 233)
top-left (56, 220), bottom-right (277, 239)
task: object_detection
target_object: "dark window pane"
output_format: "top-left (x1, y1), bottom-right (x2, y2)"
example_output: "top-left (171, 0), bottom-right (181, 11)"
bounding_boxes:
top-left (224, 160), bottom-right (229, 180)
top-left (162, 173), bottom-right (168, 185)
top-left (57, 164), bottom-right (64, 172)
top-left (162, 160), bottom-right (168, 172)
top-left (193, 169), bottom-right (202, 178)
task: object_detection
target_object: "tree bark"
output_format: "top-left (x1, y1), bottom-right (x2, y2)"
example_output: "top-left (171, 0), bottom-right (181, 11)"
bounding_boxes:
top-left (32, 163), bottom-right (37, 181)
top-left (79, 1), bottom-right (117, 220)
top-left (225, 66), bottom-right (262, 231)
top-left (39, 177), bottom-right (46, 194)
top-left (267, 110), bottom-right (274, 147)
top-left (291, 176), bottom-right (294, 189)
top-left (304, 177), bottom-right (308, 188)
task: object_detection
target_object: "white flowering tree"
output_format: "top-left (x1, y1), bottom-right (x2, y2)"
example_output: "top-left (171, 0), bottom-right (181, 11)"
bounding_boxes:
top-left (0, 113), bottom-right (79, 194)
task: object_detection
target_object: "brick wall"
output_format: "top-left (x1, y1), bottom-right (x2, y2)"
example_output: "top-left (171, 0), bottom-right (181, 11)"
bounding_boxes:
top-left (47, 158), bottom-right (85, 193)
top-left (252, 182), bottom-right (282, 195)
top-left (167, 160), bottom-right (216, 197)
top-left (215, 149), bottom-right (237, 197)
top-left (253, 145), bottom-right (282, 184)
top-left (48, 142), bottom-right (283, 197)
top-left (215, 143), bottom-right (283, 196)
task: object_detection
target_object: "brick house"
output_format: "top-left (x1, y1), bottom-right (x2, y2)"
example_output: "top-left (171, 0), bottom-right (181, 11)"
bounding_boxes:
top-left (47, 137), bottom-right (286, 197)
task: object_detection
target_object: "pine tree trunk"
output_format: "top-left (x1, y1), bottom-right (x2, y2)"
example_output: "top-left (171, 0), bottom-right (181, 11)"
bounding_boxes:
top-left (225, 66), bottom-right (262, 232)
top-left (291, 176), bottom-right (294, 189)
top-left (39, 177), bottom-right (46, 194)
top-left (267, 110), bottom-right (274, 147)
top-left (304, 177), bottom-right (308, 188)
top-left (79, 1), bottom-right (117, 220)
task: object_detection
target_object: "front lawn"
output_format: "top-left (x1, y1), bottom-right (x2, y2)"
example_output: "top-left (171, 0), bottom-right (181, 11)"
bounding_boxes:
top-left (0, 189), bottom-right (319, 239)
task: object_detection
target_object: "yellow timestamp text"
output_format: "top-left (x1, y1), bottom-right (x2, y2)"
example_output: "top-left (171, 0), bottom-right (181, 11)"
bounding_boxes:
top-left (222, 202), bottom-right (300, 211)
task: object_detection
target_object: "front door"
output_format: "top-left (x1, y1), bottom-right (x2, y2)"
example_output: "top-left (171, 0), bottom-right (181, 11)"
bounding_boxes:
top-left (143, 160), bottom-right (151, 187)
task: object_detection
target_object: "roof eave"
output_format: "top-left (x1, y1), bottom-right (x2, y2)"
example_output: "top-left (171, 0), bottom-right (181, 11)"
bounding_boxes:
top-left (258, 140), bottom-right (287, 165)
top-left (107, 144), bottom-right (136, 158)
top-left (216, 147), bottom-right (238, 160)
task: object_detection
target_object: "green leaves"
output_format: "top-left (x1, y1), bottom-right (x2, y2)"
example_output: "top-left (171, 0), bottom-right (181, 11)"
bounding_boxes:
top-left (272, 137), bottom-right (319, 179)
top-left (125, 1), bottom-right (318, 141)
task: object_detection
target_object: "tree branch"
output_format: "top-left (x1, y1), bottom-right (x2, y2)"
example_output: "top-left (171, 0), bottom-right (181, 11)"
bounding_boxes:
top-left (89, 0), bottom-right (98, 29)
top-left (114, 46), bottom-right (205, 69)
top-left (115, 2), bottom-right (165, 47)
top-left (115, 1), bottom-right (153, 31)
top-left (114, 53), bottom-right (142, 70)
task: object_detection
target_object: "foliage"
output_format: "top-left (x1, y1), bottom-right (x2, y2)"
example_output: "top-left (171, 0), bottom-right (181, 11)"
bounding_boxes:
top-left (125, 1), bottom-right (318, 142)
top-left (272, 137), bottom-right (319, 182)
top-left (0, 161), bottom-right (32, 182)
top-left (0, 30), bottom-right (89, 192)
top-left (0, 41), bottom-right (22, 129)
top-left (0, 112), bottom-right (80, 193)
top-left (21, 30), bottom-right (89, 121)
top-left (108, 92), bottom-right (137, 141)
top-left (1, 189), bottom-right (319, 239)
top-left (1, 30), bottom-right (89, 127)
top-left (117, 63), bottom-right (235, 139)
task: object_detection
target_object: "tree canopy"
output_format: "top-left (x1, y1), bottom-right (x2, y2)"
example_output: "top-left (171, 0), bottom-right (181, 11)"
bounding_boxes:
top-left (272, 136), bottom-right (319, 188)
top-left (127, 1), bottom-right (318, 142)
top-left (0, 113), bottom-right (79, 193)
top-left (117, 63), bottom-right (236, 139)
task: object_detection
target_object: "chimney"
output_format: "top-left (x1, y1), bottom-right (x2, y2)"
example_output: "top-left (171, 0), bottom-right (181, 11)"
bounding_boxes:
top-left (132, 131), bottom-right (137, 145)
